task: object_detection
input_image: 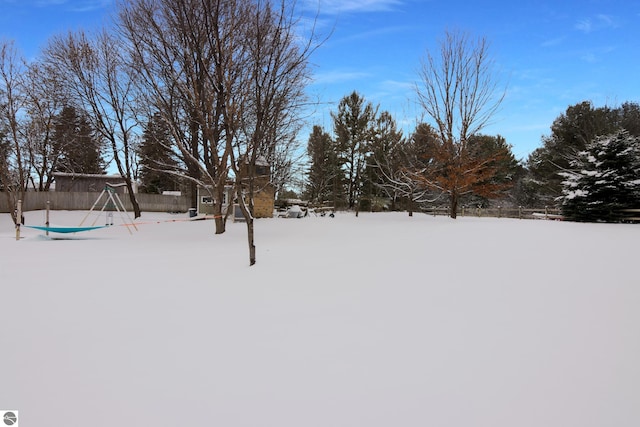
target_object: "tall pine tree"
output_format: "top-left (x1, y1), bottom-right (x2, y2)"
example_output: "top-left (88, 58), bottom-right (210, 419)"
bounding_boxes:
top-left (305, 125), bottom-right (344, 206)
top-left (138, 113), bottom-right (181, 194)
top-left (332, 91), bottom-right (377, 212)
top-left (53, 105), bottom-right (104, 175)
top-left (367, 111), bottom-right (404, 211)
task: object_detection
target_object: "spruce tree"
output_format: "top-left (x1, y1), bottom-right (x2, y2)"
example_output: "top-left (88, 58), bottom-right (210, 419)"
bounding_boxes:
top-left (367, 111), bottom-right (404, 210)
top-left (53, 105), bottom-right (105, 174)
top-left (527, 101), bottom-right (640, 206)
top-left (332, 91), bottom-right (377, 211)
top-left (306, 125), bottom-right (343, 206)
top-left (138, 113), bottom-right (180, 194)
top-left (561, 130), bottom-right (640, 222)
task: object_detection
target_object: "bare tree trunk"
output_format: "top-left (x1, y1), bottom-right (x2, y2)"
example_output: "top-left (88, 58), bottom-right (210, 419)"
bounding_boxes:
top-left (450, 191), bottom-right (458, 219)
top-left (214, 185), bottom-right (226, 235)
top-left (236, 181), bottom-right (255, 266)
top-left (0, 41), bottom-right (29, 224)
top-left (125, 180), bottom-right (141, 218)
top-left (111, 145), bottom-right (141, 218)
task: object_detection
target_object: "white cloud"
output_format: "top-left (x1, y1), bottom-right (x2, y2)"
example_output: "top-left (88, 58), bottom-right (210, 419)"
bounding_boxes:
top-left (541, 36), bottom-right (565, 47)
top-left (575, 14), bottom-right (619, 33)
top-left (575, 18), bottom-right (593, 33)
top-left (31, 0), bottom-right (112, 11)
top-left (69, 0), bottom-right (112, 12)
top-left (311, 69), bottom-right (371, 84)
top-left (308, 0), bottom-right (404, 15)
top-left (35, 0), bottom-right (68, 6)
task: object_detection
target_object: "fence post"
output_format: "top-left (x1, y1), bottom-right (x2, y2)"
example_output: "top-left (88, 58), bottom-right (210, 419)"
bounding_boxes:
top-left (498, 206), bottom-right (502, 218)
top-left (518, 206), bottom-right (523, 219)
top-left (544, 206), bottom-right (549, 220)
top-left (46, 200), bottom-right (50, 236)
top-left (15, 199), bottom-right (22, 241)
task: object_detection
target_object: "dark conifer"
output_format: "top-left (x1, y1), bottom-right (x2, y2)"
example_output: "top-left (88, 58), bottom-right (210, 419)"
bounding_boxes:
top-left (561, 130), bottom-right (640, 222)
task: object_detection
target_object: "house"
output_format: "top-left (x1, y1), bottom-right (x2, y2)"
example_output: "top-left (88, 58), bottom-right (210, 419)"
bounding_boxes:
top-left (237, 156), bottom-right (275, 219)
top-left (53, 172), bottom-right (135, 194)
top-left (196, 157), bottom-right (275, 219)
top-left (197, 185), bottom-right (233, 216)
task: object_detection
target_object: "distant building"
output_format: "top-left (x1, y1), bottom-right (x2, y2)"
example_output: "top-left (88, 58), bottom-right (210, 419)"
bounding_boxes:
top-left (196, 157), bottom-right (275, 219)
top-left (197, 185), bottom-right (234, 216)
top-left (237, 156), bottom-right (275, 219)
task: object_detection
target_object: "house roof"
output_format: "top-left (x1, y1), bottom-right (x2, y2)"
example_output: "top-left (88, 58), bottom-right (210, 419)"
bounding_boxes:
top-left (53, 172), bottom-right (124, 179)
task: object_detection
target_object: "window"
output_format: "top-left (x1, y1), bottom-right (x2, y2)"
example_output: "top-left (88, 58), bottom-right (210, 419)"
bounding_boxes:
top-left (201, 193), bottom-right (228, 205)
top-left (255, 165), bottom-right (269, 176)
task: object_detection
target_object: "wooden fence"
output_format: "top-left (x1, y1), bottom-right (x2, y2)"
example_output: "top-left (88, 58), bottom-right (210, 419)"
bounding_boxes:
top-left (0, 192), bottom-right (191, 213)
top-left (425, 206), bottom-right (563, 220)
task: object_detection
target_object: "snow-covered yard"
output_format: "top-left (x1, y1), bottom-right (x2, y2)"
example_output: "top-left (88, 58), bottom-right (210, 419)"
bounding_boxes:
top-left (1, 210), bottom-right (639, 427)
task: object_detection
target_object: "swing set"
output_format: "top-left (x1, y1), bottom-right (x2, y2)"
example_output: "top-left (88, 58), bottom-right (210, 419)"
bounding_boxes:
top-left (16, 183), bottom-right (138, 240)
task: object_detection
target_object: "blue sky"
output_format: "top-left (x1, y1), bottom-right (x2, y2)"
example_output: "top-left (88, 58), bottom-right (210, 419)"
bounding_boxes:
top-left (2, 0), bottom-right (639, 160)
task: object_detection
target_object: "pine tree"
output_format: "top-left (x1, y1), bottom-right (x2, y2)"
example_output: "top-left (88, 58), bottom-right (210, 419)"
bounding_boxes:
top-left (138, 113), bottom-right (181, 194)
top-left (306, 125), bottom-right (343, 206)
top-left (527, 101), bottom-right (640, 206)
top-left (332, 91), bottom-right (377, 212)
top-left (561, 130), bottom-right (640, 222)
top-left (463, 134), bottom-right (520, 206)
top-left (53, 105), bottom-right (105, 174)
top-left (367, 111), bottom-right (405, 210)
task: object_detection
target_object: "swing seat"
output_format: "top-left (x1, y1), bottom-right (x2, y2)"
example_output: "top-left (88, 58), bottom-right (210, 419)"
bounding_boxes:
top-left (25, 225), bottom-right (107, 234)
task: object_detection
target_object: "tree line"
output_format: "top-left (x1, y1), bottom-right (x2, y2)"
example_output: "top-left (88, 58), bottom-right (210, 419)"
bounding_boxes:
top-left (1, 0), bottom-right (321, 265)
top-left (305, 91), bottom-right (519, 217)
top-left (3, 4), bottom-right (636, 268)
top-left (305, 96), bottom-right (640, 222)
top-left (305, 31), bottom-right (514, 219)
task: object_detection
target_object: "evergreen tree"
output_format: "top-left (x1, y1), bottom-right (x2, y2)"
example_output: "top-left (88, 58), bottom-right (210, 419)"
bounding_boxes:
top-left (527, 101), bottom-right (630, 205)
top-left (305, 125), bottom-right (344, 206)
top-left (561, 130), bottom-right (640, 222)
top-left (53, 105), bottom-right (104, 174)
top-left (332, 91), bottom-right (377, 212)
top-left (463, 134), bottom-right (520, 207)
top-left (367, 111), bottom-right (405, 210)
top-left (619, 102), bottom-right (640, 137)
top-left (138, 113), bottom-right (181, 194)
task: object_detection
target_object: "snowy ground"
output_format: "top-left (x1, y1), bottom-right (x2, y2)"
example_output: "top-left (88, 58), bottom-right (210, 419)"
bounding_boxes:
top-left (1, 209), bottom-right (639, 427)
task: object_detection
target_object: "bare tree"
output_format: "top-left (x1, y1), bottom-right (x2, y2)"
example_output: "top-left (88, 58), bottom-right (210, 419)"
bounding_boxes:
top-left (415, 30), bottom-right (505, 218)
top-left (119, 0), bottom-right (319, 264)
top-left (118, 0), bottom-right (250, 233)
top-left (371, 122), bottom-right (442, 215)
top-left (22, 61), bottom-right (69, 191)
top-left (231, 0), bottom-right (317, 265)
top-left (0, 41), bottom-right (29, 223)
top-left (43, 29), bottom-right (142, 217)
